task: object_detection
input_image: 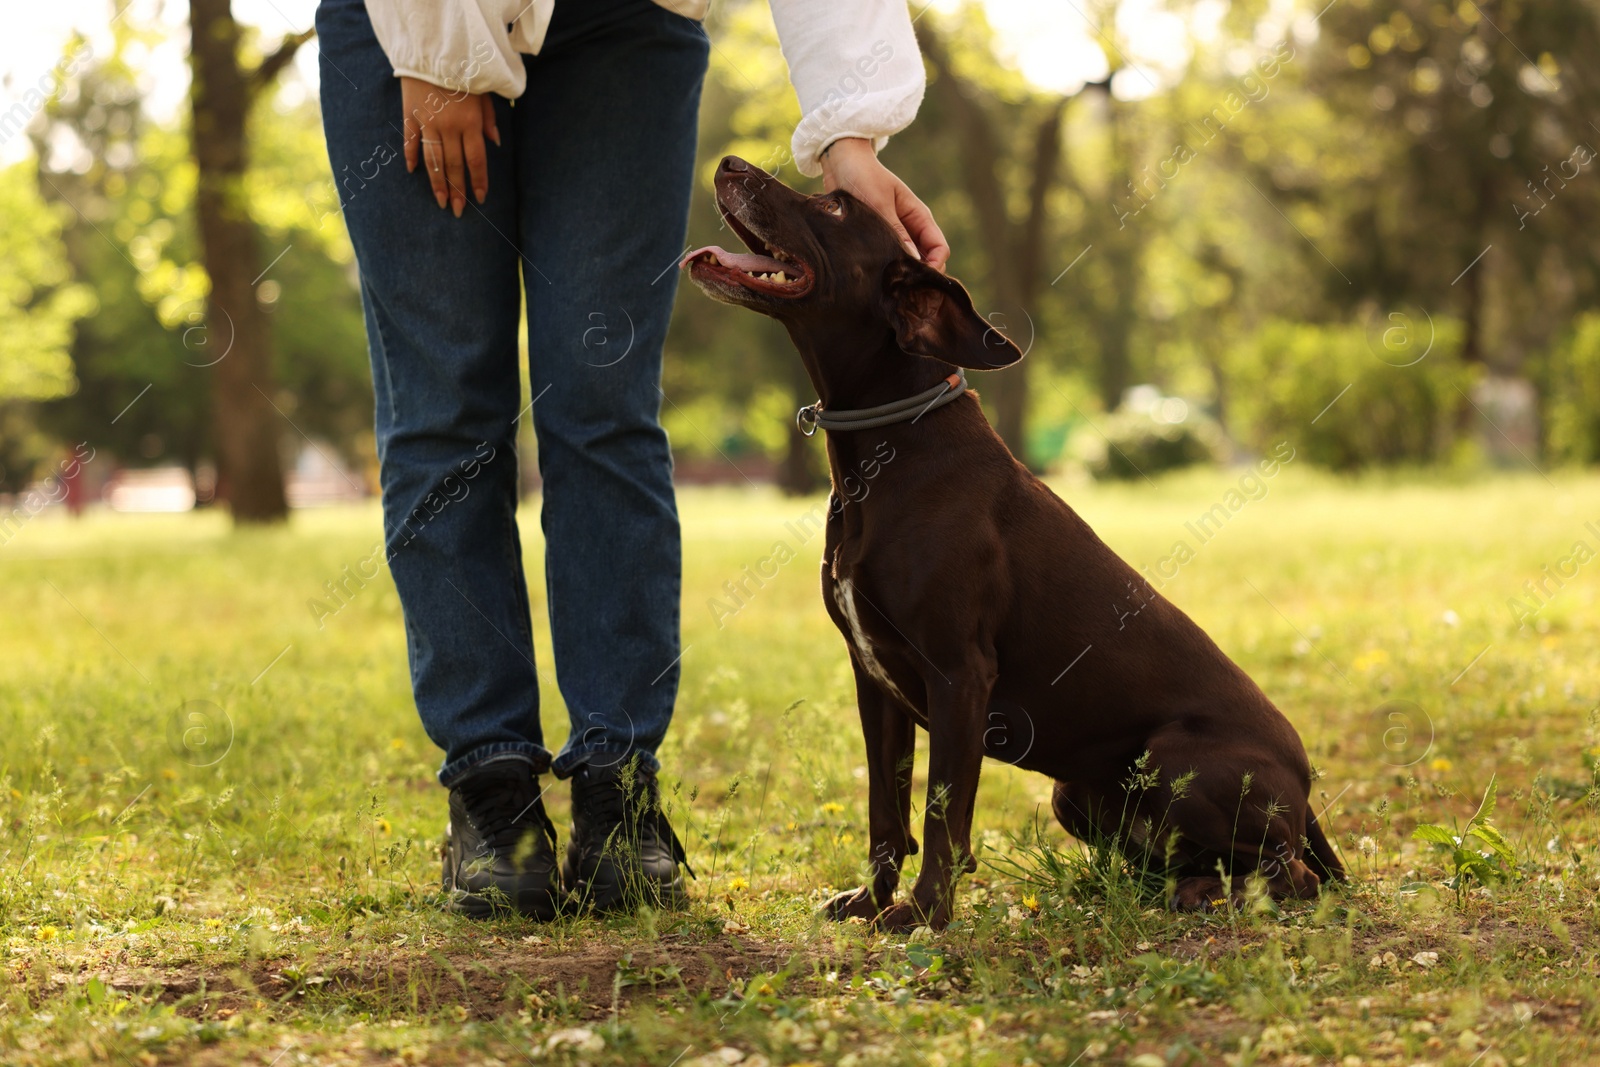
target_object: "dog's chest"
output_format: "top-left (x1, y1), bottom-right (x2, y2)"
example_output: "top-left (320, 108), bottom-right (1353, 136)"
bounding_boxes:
top-left (830, 577), bottom-right (917, 712)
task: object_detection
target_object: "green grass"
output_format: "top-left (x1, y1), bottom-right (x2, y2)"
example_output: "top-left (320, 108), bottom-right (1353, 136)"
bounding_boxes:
top-left (3, 469), bottom-right (1599, 1066)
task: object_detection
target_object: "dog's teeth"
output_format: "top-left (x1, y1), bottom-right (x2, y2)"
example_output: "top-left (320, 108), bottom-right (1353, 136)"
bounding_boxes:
top-left (774, 271), bottom-right (788, 283)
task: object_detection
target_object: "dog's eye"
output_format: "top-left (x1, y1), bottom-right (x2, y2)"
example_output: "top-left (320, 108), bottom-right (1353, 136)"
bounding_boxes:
top-left (821, 197), bottom-right (845, 218)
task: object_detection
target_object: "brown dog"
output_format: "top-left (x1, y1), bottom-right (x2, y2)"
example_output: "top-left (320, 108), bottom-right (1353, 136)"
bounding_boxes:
top-left (684, 156), bottom-right (1343, 931)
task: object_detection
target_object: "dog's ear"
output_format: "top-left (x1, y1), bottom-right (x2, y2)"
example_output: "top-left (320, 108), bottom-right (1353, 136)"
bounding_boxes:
top-left (881, 259), bottom-right (1024, 370)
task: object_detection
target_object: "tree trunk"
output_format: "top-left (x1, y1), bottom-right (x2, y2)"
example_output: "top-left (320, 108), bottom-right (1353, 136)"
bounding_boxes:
top-left (917, 25), bottom-right (1030, 458)
top-left (188, 0), bottom-right (305, 522)
top-left (916, 25), bottom-right (1074, 465)
top-left (1004, 101), bottom-right (1067, 465)
top-left (1095, 96), bottom-right (1139, 412)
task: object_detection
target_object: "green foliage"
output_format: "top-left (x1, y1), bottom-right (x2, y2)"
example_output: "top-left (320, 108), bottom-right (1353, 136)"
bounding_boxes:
top-left (1543, 313), bottom-right (1600, 465)
top-left (0, 161), bottom-right (93, 401)
top-left (1412, 774), bottom-right (1519, 902)
top-left (0, 403), bottom-right (62, 493)
top-left (1087, 407), bottom-right (1228, 481)
top-left (1226, 319), bottom-right (1473, 470)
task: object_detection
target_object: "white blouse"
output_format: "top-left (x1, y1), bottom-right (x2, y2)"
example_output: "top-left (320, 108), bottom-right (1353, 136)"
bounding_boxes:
top-left (363, 1), bottom-right (926, 176)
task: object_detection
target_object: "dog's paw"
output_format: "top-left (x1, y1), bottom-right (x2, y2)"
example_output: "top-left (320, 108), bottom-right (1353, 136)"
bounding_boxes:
top-left (821, 885), bottom-right (882, 923)
top-left (875, 901), bottom-right (944, 933)
top-left (1170, 876), bottom-right (1235, 913)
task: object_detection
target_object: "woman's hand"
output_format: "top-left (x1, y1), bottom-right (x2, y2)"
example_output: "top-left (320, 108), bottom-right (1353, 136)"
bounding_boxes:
top-left (401, 76), bottom-right (501, 217)
top-left (819, 137), bottom-right (950, 272)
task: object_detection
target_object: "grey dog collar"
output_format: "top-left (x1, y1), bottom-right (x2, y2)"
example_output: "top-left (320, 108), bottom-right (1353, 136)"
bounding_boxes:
top-left (796, 371), bottom-right (967, 436)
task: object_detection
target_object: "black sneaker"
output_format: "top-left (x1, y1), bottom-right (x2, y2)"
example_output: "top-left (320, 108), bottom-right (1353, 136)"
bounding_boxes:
top-left (563, 759), bottom-right (692, 914)
top-left (442, 760), bottom-right (561, 920)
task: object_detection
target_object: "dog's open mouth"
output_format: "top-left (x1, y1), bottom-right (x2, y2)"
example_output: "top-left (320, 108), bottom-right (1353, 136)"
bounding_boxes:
top-left (681, 194), bottom-right (813, 299)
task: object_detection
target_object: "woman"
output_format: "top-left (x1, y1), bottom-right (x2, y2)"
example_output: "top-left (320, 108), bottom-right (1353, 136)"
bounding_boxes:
top-left (315, 0), bottom-right (948, 918)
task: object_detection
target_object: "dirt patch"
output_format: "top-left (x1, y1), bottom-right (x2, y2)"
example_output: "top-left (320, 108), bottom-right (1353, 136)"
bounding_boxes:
top-left (89, 932), bottom-right (822, 1020)
top-left (297, 934), bottom-right (813, 1019)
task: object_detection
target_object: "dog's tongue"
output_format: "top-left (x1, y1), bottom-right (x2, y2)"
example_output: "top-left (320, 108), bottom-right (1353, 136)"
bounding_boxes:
top-left (682, 245), bottom-right (788, 274)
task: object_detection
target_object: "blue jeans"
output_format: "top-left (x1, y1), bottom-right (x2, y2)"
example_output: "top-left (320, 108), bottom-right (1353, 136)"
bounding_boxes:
top-left (316, 0), bottom-right (707, 786)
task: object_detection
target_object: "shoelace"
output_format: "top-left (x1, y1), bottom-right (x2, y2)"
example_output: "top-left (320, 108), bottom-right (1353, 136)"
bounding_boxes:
top-left (460, 770), bottom-right (554, 852)
top-left (573, 769), bottom-right (693, 875)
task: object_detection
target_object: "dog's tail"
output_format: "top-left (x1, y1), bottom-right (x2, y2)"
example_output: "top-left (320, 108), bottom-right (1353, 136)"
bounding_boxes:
top-left (1304, 813), bottom-right (1345, 883)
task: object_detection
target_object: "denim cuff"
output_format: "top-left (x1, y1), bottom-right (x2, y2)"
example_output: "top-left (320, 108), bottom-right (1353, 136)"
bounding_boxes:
top-left (437, 742), bottom-right (554, 788)
top-left (551, 742), bottom-right (661, 781)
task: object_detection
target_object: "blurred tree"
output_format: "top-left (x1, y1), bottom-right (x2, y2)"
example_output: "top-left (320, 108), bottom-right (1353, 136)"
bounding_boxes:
top-left (30, 16), bottom-right (370, 499)
top-left (1306, 0), bottom-right (1600, 381)
top-left (246, 90), bottom-right (374, 482)
top-left (33, 43), bottom-right (214, 483)
top-left (0, 161), bottom-right (91, 403)
top-left (187, 0), bottom-right (313, 522)
top-left (1542, 312), bottom-right (1600, 464)
top-left (0, 158), bottom-right (94, 492)
top-left (668, 0), bottom-right (826, 494)
top-left (916, 16), bottom-right (1073, 458)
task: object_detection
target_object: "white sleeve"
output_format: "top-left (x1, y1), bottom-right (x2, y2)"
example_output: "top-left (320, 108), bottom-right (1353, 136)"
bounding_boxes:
top-left (363, 0), bottom-right (542, 98)
top-left (768, 1), bottom-right (927, 177)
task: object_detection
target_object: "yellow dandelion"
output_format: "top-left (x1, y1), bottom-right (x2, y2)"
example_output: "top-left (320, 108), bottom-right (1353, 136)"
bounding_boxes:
top-left (1430, 757), bottom-right (1453, 772)
top-left (8, 789), bottom-right (20, 800)
top-left (821, 802), bottom-right (845, 815)
top-left (376, 817), bottom-right (393, 836)
top-left (36, 926), bottom-right (58, 942)
top-left (838, 831), bottom-right (855, 845)
top-left (727, 876), bottom-right (750, 892)
top-left (785, 821), bottom-right (798, 831)
top-left (1022, 893), bottom-right (1040, 912)
top-left (204, 918), bottom-right (223, 928)
top-left (160, 768), bottom-right (178, 781)
top-left (1353, 649), bottom-right (1391, 672)
top-left (390, 738), bottom-right (406, 751)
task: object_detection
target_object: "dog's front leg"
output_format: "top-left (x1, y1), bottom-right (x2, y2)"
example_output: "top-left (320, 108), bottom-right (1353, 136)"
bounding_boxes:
top-left (877, 672), bottom-right (990, 932)
top-left (824, 659), bottom-right (917, 922)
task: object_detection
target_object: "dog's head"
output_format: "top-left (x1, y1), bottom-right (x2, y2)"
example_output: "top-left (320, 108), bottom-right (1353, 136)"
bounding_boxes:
top-left (682, 156), bottom-right (1022, 372)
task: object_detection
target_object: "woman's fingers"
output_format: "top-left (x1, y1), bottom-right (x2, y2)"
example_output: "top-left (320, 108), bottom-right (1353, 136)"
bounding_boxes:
top-left (404, 113), bottom-right (420, 174)
top-left (441, 135), bottom-right (468, 217)
top-left (463, 125), bottom-right (489, 205)
top-left (820, 137), bottom-right (954, 270)
top-left (424, 136), bottom-right (449, 209)
top-left (895, 185), bottom-right (950, 272)
top-left (399, 76), bottom-right (497, 213)
top-left (401, 76), bottom-right (432, 175)
top-left (480, 94), bottom-right (501, 147)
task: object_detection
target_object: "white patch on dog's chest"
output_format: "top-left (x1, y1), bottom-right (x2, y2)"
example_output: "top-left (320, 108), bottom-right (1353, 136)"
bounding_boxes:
top-left (833, 578), bottom-right (914, 711)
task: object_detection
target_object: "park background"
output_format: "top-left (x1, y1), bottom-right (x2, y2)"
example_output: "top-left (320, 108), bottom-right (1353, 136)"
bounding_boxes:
top-left (5, 1), bottom-right (1600, 1065)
